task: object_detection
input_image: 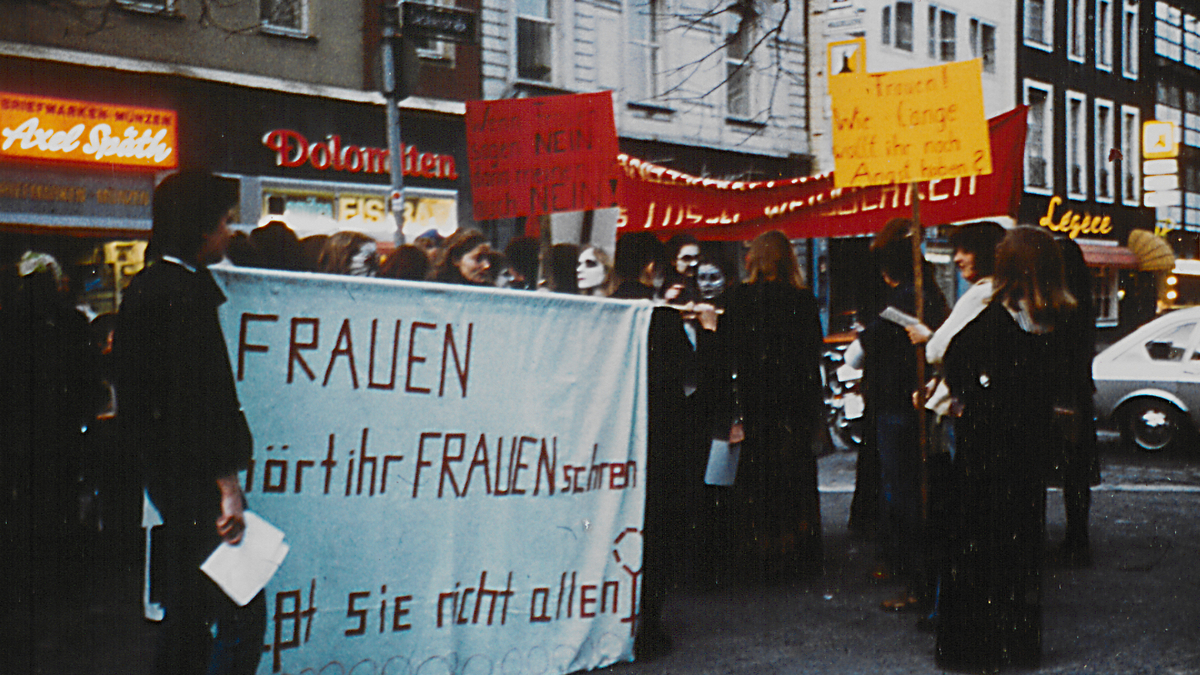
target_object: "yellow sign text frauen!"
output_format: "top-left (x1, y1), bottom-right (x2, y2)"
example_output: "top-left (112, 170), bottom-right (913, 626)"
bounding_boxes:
top-left (828, 60), bottom-right (992, 188)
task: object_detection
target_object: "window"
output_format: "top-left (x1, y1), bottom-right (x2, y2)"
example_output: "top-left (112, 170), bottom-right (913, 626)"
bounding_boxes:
top-left (928, 5), bottom-right (937, 58)
top-left (260, 0), bottom-right (307, 34)
top-left (1185, 89), bottom-right (1200, 147)
top-left (726, 12), bottom-right (755, 118)
top-left (1092, 268), bottom-right (1120, 327)
top-left (1143, 322), bottom-right (1196, 360)
top-left (1067, 91), bottom-right (1088, 198)
top-left (882, 5), bottom-right (892, 45)
top-left (970, 18), bottom-right (996, 72)
top-left (116, 0), bottom-right (175, 12)
top-left (409, 0), bottom-right (456, 62)
top-left (1157, 1), bottom-right (1184, 61)
top-left (1069, 0), bottom-right (1086, 61)
top-left (895, 2), bottom-right (914, 51)
top-left (1026, 81), bottom-right (1054, 192)
top-left (1095, 99), bottom-right (1115, 202)
top-left (928, 6), bottom-right (955, 60)
top-left (1122, 105), bottom-right (1141, 205)
top-left (1025, 0), bottom-right (1053, 48)
top-left (1097, 0), bottom-right (1114, 70)
top-left (628, 0), bottom-right (663, 101)
top-left (939, 9), bottom-right (957, 61)
top-left (517, 0), bottom-right (554, 82)
top-left (1187, 13), bottom-right (1200, 68)
top-left (1124, 0), bottom-right (1140, 77)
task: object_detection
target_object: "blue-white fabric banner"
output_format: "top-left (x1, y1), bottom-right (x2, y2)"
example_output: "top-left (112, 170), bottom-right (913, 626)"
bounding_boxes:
top-left (210, 266), bottom-right (654, 675)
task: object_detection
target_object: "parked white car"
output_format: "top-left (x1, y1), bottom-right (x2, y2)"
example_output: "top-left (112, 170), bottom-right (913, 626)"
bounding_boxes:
top-left (1093, 306), bottom-right (1200, 452)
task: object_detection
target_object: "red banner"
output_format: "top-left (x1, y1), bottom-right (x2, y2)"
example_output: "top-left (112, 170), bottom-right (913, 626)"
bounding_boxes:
top-left (616, 106), bottom-right (1027, 240)
top-left (466, 91), bottom-right (620, 220)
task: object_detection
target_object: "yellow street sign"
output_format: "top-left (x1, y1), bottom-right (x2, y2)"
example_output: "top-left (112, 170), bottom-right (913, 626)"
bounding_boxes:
top-left (1143, 120), bottom-right (1179, 160)
top-left (827, 59), bottom-right (992, 188)
top-left (828, 38), bottom-right (866, 77)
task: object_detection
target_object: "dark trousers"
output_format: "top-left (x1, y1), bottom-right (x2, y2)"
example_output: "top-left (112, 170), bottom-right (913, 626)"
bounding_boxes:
top-left (876, 411), bottom-right (922, 580)
top-left (152, 522), bottom-right (266, 675)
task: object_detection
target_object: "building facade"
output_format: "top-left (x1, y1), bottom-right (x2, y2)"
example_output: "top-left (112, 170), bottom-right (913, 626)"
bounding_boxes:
top-left (476, 0), bottom-right (814, 248)
top-left (1017, 0), bottom-right (1159, 337)
top-left (0, 0), bottom-right (480, 313)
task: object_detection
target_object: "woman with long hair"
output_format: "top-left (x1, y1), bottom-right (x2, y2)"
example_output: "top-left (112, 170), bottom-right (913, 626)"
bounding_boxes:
top-left (716, 230), bottom-right (825, 581)
top-left (936, 226), bottom-right (1075, 672)
top-left (431, 229), bottom-right (495, 285)
top-left (316, 231), bottom-right (379, 277)
top-left (576, 245), bottom-right (616, 297)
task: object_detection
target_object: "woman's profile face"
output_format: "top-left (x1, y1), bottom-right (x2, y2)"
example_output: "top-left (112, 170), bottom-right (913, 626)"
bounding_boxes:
top-left (577, 248), bottom-right (606, 290)
top-left (953, 248), bottom-right (979, 283)
top-left (455, 243), bottom-right (492, 284)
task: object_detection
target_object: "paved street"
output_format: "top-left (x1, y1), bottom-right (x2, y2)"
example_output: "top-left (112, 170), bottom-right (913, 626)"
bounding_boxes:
top-left (603, 450), bottom-right (1200, 675)
top-left (5, 435), bottom-right (1200, 675)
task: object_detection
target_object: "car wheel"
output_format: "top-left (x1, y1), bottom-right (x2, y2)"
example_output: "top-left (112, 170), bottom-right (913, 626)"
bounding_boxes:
top-left (1122, 398), bottom-right (1186, 453)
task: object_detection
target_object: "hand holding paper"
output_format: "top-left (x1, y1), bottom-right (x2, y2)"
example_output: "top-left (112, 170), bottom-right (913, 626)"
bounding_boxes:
top-left (201, 511), bottom-right (289, 606)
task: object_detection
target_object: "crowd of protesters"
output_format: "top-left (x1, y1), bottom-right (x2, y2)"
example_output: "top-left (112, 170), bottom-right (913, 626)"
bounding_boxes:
top-left (0, 169), bottom-right (1096, 673)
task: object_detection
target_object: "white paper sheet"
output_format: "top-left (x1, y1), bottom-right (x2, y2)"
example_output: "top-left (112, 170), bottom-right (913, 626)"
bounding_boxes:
top-left (880, 306), bottom-right (920, 327)
top-left (200, 511), bottom-right (289, 606)
top-left (704, 439), bottom-right (741, 486)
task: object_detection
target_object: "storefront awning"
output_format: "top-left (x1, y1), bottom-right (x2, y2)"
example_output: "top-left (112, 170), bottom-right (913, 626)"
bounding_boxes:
top-left (1078, 242), bottom-right (1140, 268)
top-left (1127, 229), bottom-right (1177, 271)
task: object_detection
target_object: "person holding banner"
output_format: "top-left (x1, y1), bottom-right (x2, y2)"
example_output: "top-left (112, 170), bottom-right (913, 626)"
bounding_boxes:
top-left (858, 219), bottom-right (948, 611)
top-left (904, 220), bottom-right (1006, 631)
top-left (936, 226), bottom-right (1075, 672)
top-left (716, 230), bottom-right (825, 581)
top-left (116, 171), bottom-right (265, 675)
top-left (610, 231), bottom-right (691, 658)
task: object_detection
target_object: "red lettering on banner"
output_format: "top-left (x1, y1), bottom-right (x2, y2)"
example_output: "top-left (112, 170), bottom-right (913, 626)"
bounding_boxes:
top-left (466, 92), bottom-right (620, 220)
top-left (237, 313), bottom-right (473, 397)
top-left (241, 430), bottom-right (627, 501)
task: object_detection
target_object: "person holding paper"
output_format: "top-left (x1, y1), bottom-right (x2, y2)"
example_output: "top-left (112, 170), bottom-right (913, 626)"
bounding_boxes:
top-left (903, 220), bottom-right (1005, 631)
top-left (857, 219), bottom-right (948, 612)
top-left (116, 171), bottom-right (265, 675)
top-left (716, 230), bottom-right (825, 582)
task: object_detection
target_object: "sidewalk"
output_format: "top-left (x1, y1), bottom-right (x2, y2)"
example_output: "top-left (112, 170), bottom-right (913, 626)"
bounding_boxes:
top-left (5, 452), bottom-right (1199, 675)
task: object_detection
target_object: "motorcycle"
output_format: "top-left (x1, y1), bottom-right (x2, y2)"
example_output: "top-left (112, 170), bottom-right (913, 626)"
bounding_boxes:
top-left (823, 344), bottom-right (865, 452)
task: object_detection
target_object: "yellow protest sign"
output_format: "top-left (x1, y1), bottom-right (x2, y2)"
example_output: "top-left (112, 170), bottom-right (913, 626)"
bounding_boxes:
top-left (828, 59), bottom-right (992, 188)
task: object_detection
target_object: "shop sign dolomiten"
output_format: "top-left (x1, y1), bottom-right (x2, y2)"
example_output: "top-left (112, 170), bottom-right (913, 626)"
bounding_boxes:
top-left (262, 129), bottom-right (458, 180)
top-left (0, 92), bottom-right (177, 169)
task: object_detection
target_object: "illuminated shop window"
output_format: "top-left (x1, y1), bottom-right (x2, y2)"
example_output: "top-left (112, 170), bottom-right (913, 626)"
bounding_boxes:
top-left (401, 189), bottom-right (459, 241)
top-left (260, 186), bottom-right (458, 244)
top-left (1092, 266), bottom-right (1120, 327)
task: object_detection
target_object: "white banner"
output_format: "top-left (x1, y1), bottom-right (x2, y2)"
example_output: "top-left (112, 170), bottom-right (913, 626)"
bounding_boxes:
top-left (210, 266), bottom-right (653, 675)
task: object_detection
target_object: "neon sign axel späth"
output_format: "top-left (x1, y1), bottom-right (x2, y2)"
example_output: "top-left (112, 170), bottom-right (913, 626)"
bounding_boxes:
top-left (0, 92), bottom-right (178, 170)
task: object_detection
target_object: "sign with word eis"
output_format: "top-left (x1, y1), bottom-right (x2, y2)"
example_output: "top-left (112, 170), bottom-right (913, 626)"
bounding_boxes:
top-left (0, 92), bottom-right (178, 170)
top-left (466, 91), bottom-right (620, 220)
top-left (828, 60), bottom-right (991, 188)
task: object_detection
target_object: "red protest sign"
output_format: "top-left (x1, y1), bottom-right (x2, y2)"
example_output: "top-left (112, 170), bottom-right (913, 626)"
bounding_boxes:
top-left (466, 91), bottom-right (620, 220)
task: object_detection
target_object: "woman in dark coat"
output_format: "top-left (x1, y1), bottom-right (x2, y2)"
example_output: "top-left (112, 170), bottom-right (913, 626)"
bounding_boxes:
top-left (936, 226), bottom-right (1076, 672)
top-left (718, 230), bottom-right (825, 581)
top-left (1050, 236), bottom-right (1101, 567)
